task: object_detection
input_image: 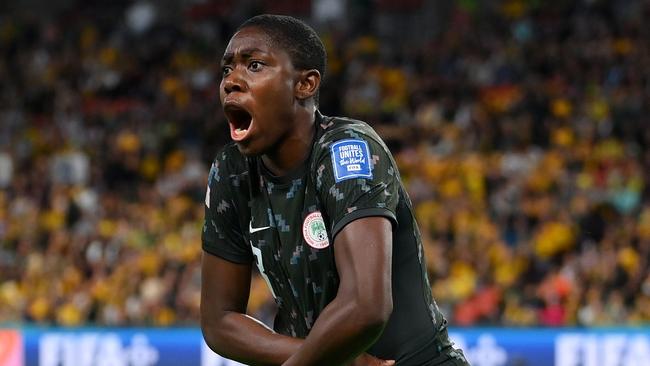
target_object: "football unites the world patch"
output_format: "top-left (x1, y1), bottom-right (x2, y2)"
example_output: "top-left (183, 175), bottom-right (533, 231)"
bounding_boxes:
top-left (302, 211), bottom-right (330, 249)
top-left (330, 139), bottom-right (373, 182)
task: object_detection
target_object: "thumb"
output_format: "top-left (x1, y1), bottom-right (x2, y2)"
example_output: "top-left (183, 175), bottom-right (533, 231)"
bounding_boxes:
top-left (383, 360), bottom-right (396, 366)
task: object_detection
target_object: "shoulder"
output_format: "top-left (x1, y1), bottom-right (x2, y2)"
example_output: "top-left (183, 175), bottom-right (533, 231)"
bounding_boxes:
top-left (208, 142), bottom-right (249, 187)
top-left (315, 115), bottom-right (390, 157)
top-left (312, 115), bottom-right (398, 184)
top-left (212, 142), bottom-right (247, 167)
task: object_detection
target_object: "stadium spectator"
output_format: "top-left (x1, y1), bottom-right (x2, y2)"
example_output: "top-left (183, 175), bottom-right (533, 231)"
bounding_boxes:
top-left (0, 1), bottom-right (649, 328)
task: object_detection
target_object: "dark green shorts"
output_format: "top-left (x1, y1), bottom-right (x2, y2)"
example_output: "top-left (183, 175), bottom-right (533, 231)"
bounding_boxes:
top-left (398, 327), bottom-right (471, 366)
top-left (423, 346), bottom-right (470, 366)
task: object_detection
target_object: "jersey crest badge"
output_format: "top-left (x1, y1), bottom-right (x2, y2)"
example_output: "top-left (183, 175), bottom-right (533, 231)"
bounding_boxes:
top-left (330, 139), bottom-right (372, 182)
top-left (302, 212), bottom-right (330, 249)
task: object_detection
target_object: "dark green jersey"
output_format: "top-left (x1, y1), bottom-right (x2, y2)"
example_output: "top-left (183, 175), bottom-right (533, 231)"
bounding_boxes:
top-left (202, 112), bottom-right (462, 364)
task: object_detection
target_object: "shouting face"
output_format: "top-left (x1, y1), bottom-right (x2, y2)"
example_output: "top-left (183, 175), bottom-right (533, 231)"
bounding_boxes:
top-left (219, 26), bottom-right (301, 156)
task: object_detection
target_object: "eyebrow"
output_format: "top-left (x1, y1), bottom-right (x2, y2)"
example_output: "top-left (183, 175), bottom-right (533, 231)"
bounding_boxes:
top-left (222, 47), bottom-right (267, 64)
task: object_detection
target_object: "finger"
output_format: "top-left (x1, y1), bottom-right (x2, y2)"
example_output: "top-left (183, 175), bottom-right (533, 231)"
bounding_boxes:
top-left (382, 360), bottom-right (395, 366)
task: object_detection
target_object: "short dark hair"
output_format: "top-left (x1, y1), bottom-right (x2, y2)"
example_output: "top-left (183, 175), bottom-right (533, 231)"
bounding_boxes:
top-left (237, 14), bottom-right (326, 103)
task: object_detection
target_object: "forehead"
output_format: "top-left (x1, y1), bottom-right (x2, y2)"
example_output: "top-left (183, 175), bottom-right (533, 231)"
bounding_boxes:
top-left (223, 26), bottom-right (286, 60)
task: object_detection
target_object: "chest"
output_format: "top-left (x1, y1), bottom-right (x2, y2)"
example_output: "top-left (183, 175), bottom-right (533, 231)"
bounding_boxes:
top-left (246, 176), bottom-right (338, 303)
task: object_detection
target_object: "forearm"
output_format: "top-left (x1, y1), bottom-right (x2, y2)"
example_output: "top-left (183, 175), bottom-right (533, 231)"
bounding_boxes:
top-left (282, 296), bottom-right (388, 366)
top-left (203, 311), bottom-right (302, 366)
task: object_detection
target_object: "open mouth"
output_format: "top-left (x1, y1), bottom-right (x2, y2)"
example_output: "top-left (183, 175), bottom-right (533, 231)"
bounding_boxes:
top-left (224, 104), bottom-right (253, 141)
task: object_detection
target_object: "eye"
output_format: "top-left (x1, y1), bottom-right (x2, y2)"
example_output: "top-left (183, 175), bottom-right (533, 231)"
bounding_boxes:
top-left (222, 65), bottom-right (232, 76)
top-left (249, 61), bottom-right (264, 71)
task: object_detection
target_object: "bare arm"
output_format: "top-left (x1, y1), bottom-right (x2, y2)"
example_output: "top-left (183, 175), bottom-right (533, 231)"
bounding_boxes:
top-left (282, 216), bottom-right (394, 366)
top-left (200, 252), bottom-right (302, 365)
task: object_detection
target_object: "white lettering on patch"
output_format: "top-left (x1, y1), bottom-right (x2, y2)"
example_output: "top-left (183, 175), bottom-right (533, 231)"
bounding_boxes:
top-left (330, 139), bottom-right (372, 182)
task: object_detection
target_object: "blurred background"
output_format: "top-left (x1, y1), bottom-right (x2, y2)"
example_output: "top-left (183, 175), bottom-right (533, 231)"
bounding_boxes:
top-left (0, 0), bottom-right (649, 365)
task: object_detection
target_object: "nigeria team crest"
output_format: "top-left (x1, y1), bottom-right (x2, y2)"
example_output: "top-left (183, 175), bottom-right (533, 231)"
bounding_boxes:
top-left (302, 211), bottom-right (330, 249)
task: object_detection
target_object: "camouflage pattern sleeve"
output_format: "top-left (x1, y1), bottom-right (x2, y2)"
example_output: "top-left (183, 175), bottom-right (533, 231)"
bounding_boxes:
top-left (314, 128), bottom-right (400, 239)
top-left (202, 157), bottom-right (253, 264)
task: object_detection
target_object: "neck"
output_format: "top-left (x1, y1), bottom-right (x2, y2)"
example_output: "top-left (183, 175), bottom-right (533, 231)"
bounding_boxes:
top-left (262, 106), bottom-right (316, 176)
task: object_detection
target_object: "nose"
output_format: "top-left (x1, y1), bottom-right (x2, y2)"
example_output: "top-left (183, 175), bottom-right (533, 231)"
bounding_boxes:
top-left (223, 73), bottom-right (245, 94)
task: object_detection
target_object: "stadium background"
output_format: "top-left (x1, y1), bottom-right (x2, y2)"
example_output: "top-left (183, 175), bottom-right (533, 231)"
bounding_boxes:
top-left (0, 0), bottom-right (649, 365)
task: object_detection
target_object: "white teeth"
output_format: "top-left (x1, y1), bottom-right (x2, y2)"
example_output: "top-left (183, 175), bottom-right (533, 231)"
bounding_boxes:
top-left (234, 128), bottom-right (248, 137)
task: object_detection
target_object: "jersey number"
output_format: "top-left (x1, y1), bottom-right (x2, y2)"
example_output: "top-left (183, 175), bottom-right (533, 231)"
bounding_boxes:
top-left (251, 243), bottom-right (277, 299)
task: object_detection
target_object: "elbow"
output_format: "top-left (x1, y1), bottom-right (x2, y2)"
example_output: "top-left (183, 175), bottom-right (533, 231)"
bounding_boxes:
top-left (201, 318), bottom-right (228, 357)
top-left (201, 322), bottom-right (220, 354)
top-left (357, 294), bottom-right (393, 332)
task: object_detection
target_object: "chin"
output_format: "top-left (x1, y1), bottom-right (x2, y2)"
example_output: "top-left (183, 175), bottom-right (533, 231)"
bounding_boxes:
top-left (234, 142), bottom-right (263, 157)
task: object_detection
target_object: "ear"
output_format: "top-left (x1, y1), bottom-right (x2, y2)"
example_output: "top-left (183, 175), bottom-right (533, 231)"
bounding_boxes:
top-left (295, 69), bottom-right (321, 101)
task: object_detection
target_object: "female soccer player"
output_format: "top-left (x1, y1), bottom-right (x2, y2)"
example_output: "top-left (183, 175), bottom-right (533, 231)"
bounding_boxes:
top-left (201, 14), bottom-right (469, 366)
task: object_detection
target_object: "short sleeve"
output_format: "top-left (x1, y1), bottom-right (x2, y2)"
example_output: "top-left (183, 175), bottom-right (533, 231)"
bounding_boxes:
top-left (314, 131), bottom-right (399, 239)
top-left (202, 158), bottom-right (253, 264)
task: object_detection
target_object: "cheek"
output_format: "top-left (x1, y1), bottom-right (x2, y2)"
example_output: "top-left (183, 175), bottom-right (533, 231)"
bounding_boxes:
top-left (279, 71), bottom-right (296, 96)
top-left (255, 73), bottom-right (295, 104)
top-left (218, 82), bottom-right (226, 103)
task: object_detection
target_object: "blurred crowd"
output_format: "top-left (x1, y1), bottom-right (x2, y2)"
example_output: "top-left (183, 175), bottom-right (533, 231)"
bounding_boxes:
top-left (1, 0), bottom-right (649, 327)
